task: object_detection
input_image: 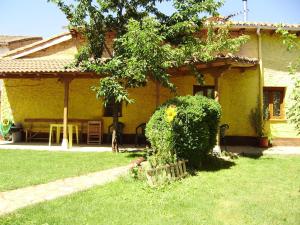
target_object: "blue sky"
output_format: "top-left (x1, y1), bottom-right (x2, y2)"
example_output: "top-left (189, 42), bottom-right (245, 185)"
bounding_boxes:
top-left (0, 0), bottom-right (299, 38)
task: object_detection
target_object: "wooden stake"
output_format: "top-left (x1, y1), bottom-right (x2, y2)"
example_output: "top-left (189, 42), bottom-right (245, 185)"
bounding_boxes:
top-left (62, 78), bottom-right (70, 149)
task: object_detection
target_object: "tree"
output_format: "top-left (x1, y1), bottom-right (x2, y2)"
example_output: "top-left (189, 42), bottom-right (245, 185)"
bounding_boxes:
top-left (276, 27), bottom-right (300, 134)
top-left (50, 0), bottom-right (248, 152)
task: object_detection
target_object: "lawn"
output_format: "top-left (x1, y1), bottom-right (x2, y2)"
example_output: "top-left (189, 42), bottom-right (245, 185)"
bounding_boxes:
top-left (1, 155), bottom-right (299, 225)
top-left (0, 149), bottom-right (139, 191)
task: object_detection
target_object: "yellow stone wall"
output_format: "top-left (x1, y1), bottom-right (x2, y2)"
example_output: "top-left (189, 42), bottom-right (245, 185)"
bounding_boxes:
top-left (1, 70), bottom-right (259, 136)
top-left (24, 39), bottom-right (79, 59)
top-left (236, 33), bottom-right (259, 59)
top-left (262, 33), bottom-right (300, 138)
top-left (220, 68), bottom-right (259, 136)
top-left (1, 78), bottom-right (167, 134)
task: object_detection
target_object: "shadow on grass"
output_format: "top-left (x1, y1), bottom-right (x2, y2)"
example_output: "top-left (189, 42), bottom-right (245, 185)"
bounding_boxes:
top-left (238, 152), bottom-right (263, 159)
top-left (121, 150), bottom-right (147, 159)
top-left (188, 155), bottom-right (236, 174)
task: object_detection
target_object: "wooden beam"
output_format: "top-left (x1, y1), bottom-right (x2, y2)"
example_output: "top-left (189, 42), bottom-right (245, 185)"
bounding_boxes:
top-left (0, 72), bottom-right (100, 79)
top-left (203, 65), bottom-right (231, 78)
top-left (62, 78), bottom-right (71, 149)
top-left (214, 76), bottom-right (220, 102)
top-left (213, 72), bottom-right (222, 153)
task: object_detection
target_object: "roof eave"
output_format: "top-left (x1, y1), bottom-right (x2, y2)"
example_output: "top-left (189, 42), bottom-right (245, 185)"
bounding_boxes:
top-left (230, 24), bottom-right (300, 31)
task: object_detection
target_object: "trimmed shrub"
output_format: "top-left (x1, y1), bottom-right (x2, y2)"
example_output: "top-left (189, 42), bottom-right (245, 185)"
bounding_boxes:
top-left (146, 95), bottom-right (221, 168)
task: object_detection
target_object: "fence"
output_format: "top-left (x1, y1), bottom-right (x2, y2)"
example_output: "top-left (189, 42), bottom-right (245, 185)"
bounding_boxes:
top-left (146, 160), bottom-right (188, 187)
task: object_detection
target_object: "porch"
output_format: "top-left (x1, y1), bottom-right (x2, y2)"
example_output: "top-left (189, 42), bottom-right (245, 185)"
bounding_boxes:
top-left (0, 55), bottom-right (259, 148)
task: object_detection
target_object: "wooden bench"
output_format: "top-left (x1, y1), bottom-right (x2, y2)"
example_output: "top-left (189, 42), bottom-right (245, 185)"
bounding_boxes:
top-left (24, 118), bottom-right (102, 143)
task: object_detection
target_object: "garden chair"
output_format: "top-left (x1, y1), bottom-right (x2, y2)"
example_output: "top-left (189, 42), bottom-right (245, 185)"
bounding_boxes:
top-left (220, 124), bottom-right (229, 151)
top-left (135, 123), bottom-right (146, 146)
top-left (107, 122), bottom-right (125, 145)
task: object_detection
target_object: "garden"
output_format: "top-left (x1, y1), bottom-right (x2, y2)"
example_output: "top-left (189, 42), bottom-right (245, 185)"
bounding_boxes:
top-left (0, 155), bottom-right (299, 225)
top-left (0, 150), bottom-right (139, 191)
top-left (0, 91), bottom-right (299, 225)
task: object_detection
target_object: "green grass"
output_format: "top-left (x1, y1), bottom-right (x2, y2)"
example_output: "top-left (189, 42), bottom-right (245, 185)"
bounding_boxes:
top-left (0, 149), bottom-right (140, 191)
top-left (1, 155), bottom-right (299, 225)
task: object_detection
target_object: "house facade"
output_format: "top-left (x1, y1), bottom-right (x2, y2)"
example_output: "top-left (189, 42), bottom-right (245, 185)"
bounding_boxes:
top-left (0, 22), bottom-right (299, 146)
top-left (0, 35), bottom-right (42, 121)
top-left (0, 35), bottom-right (42, 56)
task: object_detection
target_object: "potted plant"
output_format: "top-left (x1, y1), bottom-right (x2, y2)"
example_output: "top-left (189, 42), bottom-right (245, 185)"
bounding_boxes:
top-left (0, 119), bottom-right (13, 141)
top-left (250, 107), bottom-right (269, 148)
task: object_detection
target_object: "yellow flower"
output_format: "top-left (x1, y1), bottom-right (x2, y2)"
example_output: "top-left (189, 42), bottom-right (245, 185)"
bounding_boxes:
top-left (2, 119), bottom-right (9, 126)
top-left (165, 105), bottom-right (177, 123)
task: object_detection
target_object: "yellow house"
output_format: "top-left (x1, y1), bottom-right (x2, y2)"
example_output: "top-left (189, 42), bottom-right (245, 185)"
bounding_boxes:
top-left (0, 21), bottom-right (299, 146)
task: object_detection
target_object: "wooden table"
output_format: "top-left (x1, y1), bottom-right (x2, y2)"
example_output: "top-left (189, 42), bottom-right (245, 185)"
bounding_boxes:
top-left (49, 124), bottom-right (79, 148)
top-left (25, 118), bottom-right (100, 143)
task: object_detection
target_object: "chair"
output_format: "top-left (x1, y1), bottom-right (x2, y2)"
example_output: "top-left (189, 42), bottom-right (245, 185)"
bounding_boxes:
top-left (107, 122), bottom-right (125, 145)
top-left (135, 123), bottom-right (146, 146)
top-left (87, 121), bottom-right (102, 145)
top-left (220, 124), bottom-right (229, 151)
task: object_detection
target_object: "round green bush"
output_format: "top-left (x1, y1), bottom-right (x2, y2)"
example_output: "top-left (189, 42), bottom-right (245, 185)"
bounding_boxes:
top-left (146, 95), bottom-right (221, 168)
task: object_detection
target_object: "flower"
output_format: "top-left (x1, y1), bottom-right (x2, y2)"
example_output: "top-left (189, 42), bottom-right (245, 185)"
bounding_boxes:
top-left (2, 119), bottom-right (10, 126)
top-left (165, 105), bottom-right (177, 123)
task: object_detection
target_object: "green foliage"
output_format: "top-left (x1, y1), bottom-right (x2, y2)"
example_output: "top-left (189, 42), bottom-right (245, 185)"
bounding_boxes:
top-left (287, 77), bottom-right (300, 134)
top-left (276, 27), bottom-right (300, 134)
top-left (0, 119), bottom-right (12, 139)
top-left (249, 106), bottom-right (265, 137)
top-left (146, 95), bottom-right (221, 168)
top-left (276, 27), bottom-right (300, 73)
top-left (91, 77), bottom-right (133, 106)
top-left (50, 0), bottom-right (249, 105)
top-left (50, 0), bottom-right (248, 150)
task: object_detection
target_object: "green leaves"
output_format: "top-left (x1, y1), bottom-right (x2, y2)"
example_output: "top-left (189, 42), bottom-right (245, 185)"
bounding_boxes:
top-left (92, 77), bottom-right (133, 105)
top-left (276, 27), bottom-right (300, 134)
top-left (50, 0), bottom-right (249, 112)
top-left (146, 95), bottom-right (221, 168)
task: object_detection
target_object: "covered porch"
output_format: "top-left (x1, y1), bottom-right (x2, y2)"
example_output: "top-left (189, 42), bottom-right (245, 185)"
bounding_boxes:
top-left (0, 55), bottom-right (258, 148)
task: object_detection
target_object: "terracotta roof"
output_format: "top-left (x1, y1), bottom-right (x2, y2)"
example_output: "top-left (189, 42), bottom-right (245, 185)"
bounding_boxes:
top-left (216, 54), bottom-right (258, 64)
top-left (2, 32), bottom-right (72, 58)
top-left (187, 54), bottom-right (258, 66)
top-left (0, 59), bottom-right (77, 73)
top-left (0, 35), bottom-right (42, 45)
top-left (229, 21), bottom-right (300, 30)
top-left (205, 17), bottom-right (300, 31)
top-left (0, 55), bottom-right (257, 75)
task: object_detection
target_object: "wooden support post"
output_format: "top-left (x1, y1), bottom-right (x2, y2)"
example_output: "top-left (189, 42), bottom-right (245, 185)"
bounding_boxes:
top-left (214, 75), bottom-right (222, 153)
top-left (209, 65), bottom-right (230, 154)
top-left (62, 78), bottom-right (71, 149)
top-left (214, 76), bottom-right (220, 102)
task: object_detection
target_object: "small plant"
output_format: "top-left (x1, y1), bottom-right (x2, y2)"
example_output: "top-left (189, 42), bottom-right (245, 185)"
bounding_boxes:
top-left (249, 107), bottom-right (269, 147)
top-left (250, 107), bottom-right (265, 137)
top-left (0, 119), bottom-right (12, 140)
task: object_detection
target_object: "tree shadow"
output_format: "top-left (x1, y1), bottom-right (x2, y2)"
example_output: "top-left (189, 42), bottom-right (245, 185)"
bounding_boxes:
top-left (189, 155), bottom-right (236, 174)
top-left (238, 152), bottom-right (263, 159)
top-left (121, 150), bottom-right (147, 158)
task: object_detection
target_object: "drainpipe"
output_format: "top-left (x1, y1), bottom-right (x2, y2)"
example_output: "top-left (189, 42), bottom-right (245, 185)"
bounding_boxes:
top-left (257, 28), bottom-right (264, 119)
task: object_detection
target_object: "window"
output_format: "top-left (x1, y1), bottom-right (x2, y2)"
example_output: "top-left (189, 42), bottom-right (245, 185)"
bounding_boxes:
top-left (103, 99), bottom-right (122, 117)
top-left (193, 85), bottom-right (215, 99)
top-left (263, 87), bottom-right (285, 120)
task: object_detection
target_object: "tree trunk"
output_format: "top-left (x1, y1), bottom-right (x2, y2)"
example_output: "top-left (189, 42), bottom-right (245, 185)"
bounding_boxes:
top-left (112, 101), bottom-right (119, 153)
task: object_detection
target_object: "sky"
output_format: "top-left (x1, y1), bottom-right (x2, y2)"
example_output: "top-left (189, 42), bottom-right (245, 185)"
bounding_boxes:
top-left (0, 0), bottom-right (299, 38)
